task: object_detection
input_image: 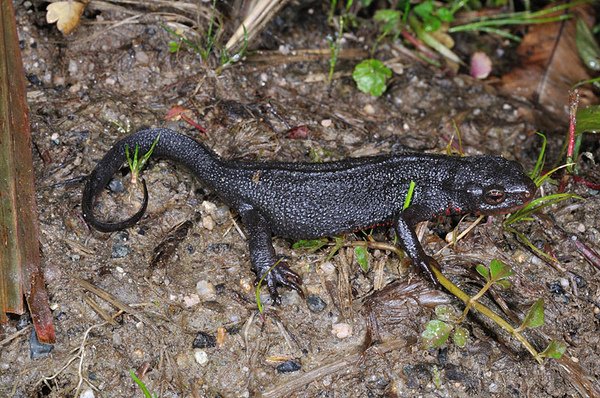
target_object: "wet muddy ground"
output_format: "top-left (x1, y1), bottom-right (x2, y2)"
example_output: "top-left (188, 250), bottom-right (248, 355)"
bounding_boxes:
top-left (1, 1), bottom-right (599, 397)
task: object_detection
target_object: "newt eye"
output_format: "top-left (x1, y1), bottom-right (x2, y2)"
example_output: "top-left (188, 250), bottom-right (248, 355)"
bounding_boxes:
top-left (484, 188), bottom-right (506, 205)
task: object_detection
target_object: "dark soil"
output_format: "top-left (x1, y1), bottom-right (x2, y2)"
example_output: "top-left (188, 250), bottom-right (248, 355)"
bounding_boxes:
top-left (2, 1), bottom-right (599, 397)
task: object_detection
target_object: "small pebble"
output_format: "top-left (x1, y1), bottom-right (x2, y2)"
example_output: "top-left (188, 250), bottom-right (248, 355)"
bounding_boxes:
top-left (321, 119), bottom-right (333, 127)
top-left (183, 294), bottom-right (200, 307)
top-left (68, 59), bottom-right (78, 75)
top-left (29, 329), bottom-right (54, 359)
top-left (135, 50), bottom-right (150, 65)
top-left (79, 389), bottom-right (95, 398)
top-left (276, 360), bottom-right (301, 373)
top-left (196, 280), bottom-right (216, 301)
top-left (306, 295), bottom-right (327, 313)
top-left (202, 215), bottom-right (215, 230)
top-left (193, 331), bottom-right (216, 348)
top-left (201, 200), bottom-right (217, 213)
top-left (320, 262), bottom-right (336, 275)
top-left (108, 179), bottom-right (125, 193)
top-left (111, 243), bottom-right (130, 258)
top-left (331, 322), bottom-right (352, 339)
top-left (194, 349), bottom-right (209, 365)
top-left (363, 104), bottom-right (375, 115)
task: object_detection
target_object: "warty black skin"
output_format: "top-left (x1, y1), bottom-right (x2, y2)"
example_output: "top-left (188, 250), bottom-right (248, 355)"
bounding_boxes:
top-left (82, 128), bottom-right (536, 300)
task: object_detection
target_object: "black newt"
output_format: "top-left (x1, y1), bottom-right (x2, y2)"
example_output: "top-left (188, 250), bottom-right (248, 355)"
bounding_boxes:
top-left (82, 128), bottom-right (536, 301)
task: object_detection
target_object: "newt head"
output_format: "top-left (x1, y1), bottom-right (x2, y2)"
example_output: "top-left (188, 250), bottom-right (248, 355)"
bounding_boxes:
top-left (454, 156), bottom-right (537, 216)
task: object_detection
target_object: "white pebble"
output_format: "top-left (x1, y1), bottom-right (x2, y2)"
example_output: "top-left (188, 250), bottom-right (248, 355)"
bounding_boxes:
top-left (321, 119), bottom-right (333, 127)
top-left (202, 215), bottom-right (215, 231)
top-left (79, 389), bottom-right (95, 398)
top-left (194, 349), bottom-right (209, 365)
top-left (183, 294), bottom-right (200, 307)
top-left (331, 322), bottom-right (352, 339)
top-left (196, 280), bottom-right (217, 301)
top-left (68, 59), bottom-right (78, 74)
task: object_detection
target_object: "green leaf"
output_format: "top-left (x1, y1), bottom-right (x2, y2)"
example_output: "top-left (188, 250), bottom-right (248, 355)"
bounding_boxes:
top-left (495, 279), bottom-right (512, 289)
top-left (129, 370), bottom-right (155, 398)
top-left (539, 340), bottom-right (567, 359)
top-left (374, 9), bottom-right (401, 34)
top-left (576, 18), bottom-right (600, 71)
top-left (422, 14), bottom-right (442, 32)
top-left (452, 326), bottom-right (469, 348)
top-left (422, 319), bottom-right (452, 349)
top-left (354, 246), bottom-right (369, 272)
top-left (529, 132), bottom-right (547, 180)
top-left (434, 304), bottom-right (457, 322)
top-left (168, 41), bottom-right (181, 53)
top-left (437, 8), bottom-right (454, 23)
top-left (352, 59), bottom-right (392, 97)
top-left (292, 238), bottom-right (329, 251)
top-left (489, 259), bottom-right (513, 281)
top-left (413, 0), bottom-right (434, 19)
top-left (575, 105), bottom-right (600, 135)
top-left (475, 264), bottom-right (490, 281)
top-left (521, 298), bottom-right (545, 329)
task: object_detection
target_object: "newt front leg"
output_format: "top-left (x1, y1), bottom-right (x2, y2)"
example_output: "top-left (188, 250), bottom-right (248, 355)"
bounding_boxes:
top-left (239, 205), bottom-right (303, 303)
top-left (394, 206), bottom-right (440, 287)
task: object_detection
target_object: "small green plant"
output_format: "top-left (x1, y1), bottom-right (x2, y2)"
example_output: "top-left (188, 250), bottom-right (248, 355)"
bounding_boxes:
top-left (327, 0), bottom-right (354, 82)
top-left (125, 133), bottom-right (161, 186)
top-left (412, 0), bottom-right (462, 33)
top-left (352, 59), bottom-right (392, 96)
top-left (129, 370), bottom-right (157, 398)
top-left (502, 132), bottom-right (579, 264)
top-left (449, 1), bottom-right (581, 41)
top-left (421, 305), bottom-right (469, 349)
top-left (162, 0), bottom-right (248, 70)
top-left (423, 259), bottom-right (566, 362)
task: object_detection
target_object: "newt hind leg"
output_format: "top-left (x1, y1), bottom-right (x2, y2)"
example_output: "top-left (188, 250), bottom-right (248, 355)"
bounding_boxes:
top-left (239, 206), bottom-right (303, 304)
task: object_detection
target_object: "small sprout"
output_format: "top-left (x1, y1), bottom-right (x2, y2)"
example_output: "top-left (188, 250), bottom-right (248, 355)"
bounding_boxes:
top-left (517, 298), bottom-right (545, 332)
top-left (352, 59), bottom-right (392, 97)
top-left (168, 40), bottom-right (181, 53)
top-left (129, 370), bottom-right (156, 398)
top-left (476, 259), bottom-right (512, 284)
top-left (452, 326), bottom-right (469, 348)
top-left (538, 340), bottom-right (567, 359)
top-left (422, 319), bottom-right (452, 349)
top-left (432, 365), bottom-right (442, 389)
top-left (354, 246), bottom-right (369, 272)
top-left (125, 133), bottom-right (161, 185)
top-left (402, 180), bottom-right (416, 210)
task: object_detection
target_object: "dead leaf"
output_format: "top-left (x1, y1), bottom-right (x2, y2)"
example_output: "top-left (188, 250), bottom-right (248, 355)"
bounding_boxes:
top-left (46, 1), bottom-right (85, 35)
top-left (499, 5), bottom-right (597, 119)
